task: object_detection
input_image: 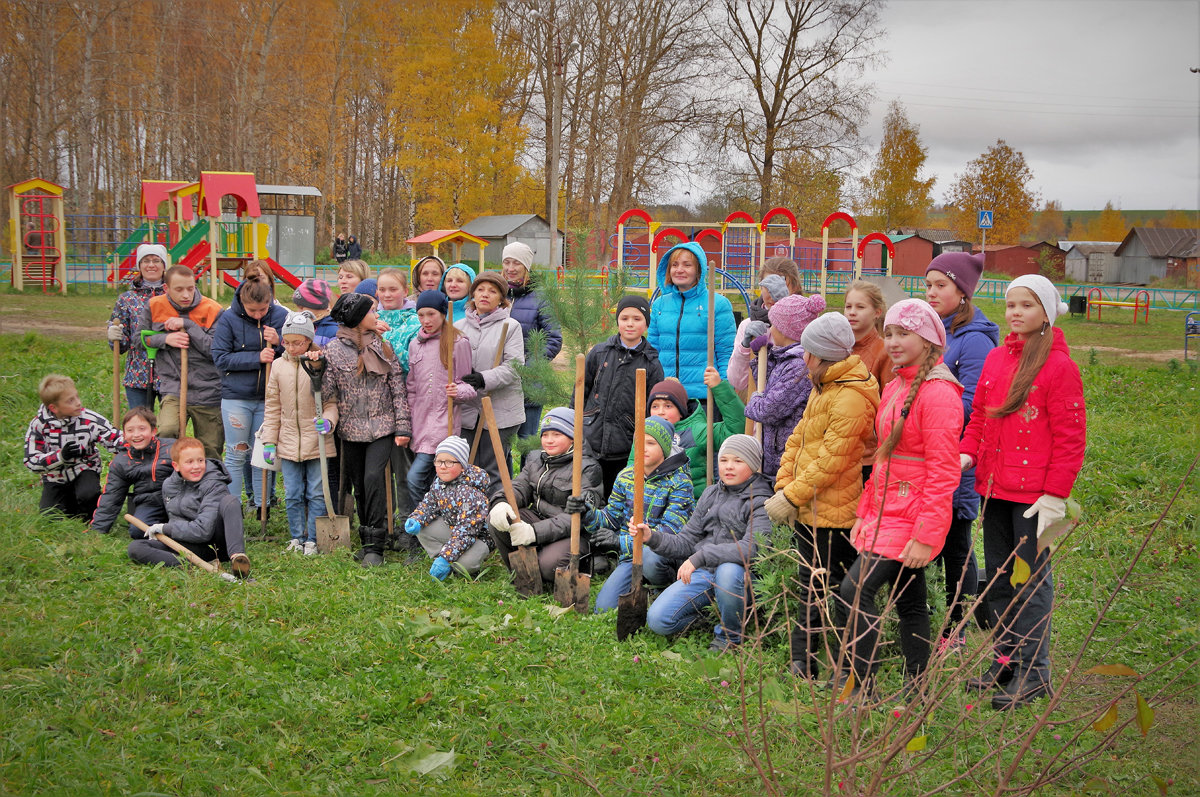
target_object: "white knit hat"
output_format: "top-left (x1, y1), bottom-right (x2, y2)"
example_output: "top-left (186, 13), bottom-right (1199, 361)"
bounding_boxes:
top-left (1007, 275), bottom-right (1069, 327)
top-left (501, 242), bottom-right (534, 272)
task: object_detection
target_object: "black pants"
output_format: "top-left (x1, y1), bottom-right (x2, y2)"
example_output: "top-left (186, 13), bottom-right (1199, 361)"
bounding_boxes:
top-left (491, 507), bottom-right (592, 582)
top-left (388, 444), bottom-right (414, 520)
top-left (598, 458), bottom-right (626, 498)
top-left (933, 515), bottom-right (979, 633)
top-left (341, 436), bottom-right (393, 530)
top-left (837, 553), bottom-right (930, 681)
top-left (128, 493), bottom-right (245, 566)
top-left (789, 523), bottom-right (857, 676)
top-left (40, 471), bottom-right (101, 521)
top-left (982, 498), bottom-right (1053, 682)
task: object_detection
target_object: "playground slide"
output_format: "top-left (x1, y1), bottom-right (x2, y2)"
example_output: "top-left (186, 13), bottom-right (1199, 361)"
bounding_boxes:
top-left (107, 221), bottom-right (153, 282)
top-left (264, 257), bottom-right (301, 289)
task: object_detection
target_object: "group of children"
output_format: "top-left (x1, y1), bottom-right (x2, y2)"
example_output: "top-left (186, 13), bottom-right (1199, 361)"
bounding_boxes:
top-left (25, 242), bottom-right (1085, 711)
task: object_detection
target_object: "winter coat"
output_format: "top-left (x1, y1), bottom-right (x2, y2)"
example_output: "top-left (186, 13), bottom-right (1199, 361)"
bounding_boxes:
top-left (346, 238), bottom-right (362, 259)
top-left (774, 356), bottom-right (879, 529)
top-left (161, 459), bottom-right (234, 543)
top-left (323, 329), bottom-right (412, 442)
top-left (961, 328), bottom-right (1086, 504)
top-left (406, 329), bottom-right (476, 455)
top-left (92, 436), bottom-right (176, 534)
top-left (109, 276), bottom-right (165, 390)
top-left (851, 327), bottom-right (894, 393)
top-left (648, 471), bottom-right (772, 570)
top-left (940, 307), bottom-right (1000, 520)
top-left (577, 335), bottom-right (664, 460)
top-left (454, 307), bottom-right (525, 429)
top-left (589, 451), bottom-right (695, 559)
top-left (259, 352), bottom-right (340, 462)
top-left (313, 315), bottom-right (338, 349)
top-left (744, 341), bottom-right (813, 479)
top-left (379, 307), bottom-right (421, 372)
top-left (507, 277), bottom-right (563, 409)
top-left (410, 463), bottom-right (493, 562)
top-left (24, 406), bottom-right (122, 484)
top-left (332, 238), bottom-right (349, 262)
top-left (495, 447), bottom-right (604, 547)
top-left (141, 290), bottom-right (224, 406)
top-left (647, 242), bottom-right (737, 399)
top-left (853, 360), bottom-right (963, 561)
top-left (211, 288), bottom-right (288, 401)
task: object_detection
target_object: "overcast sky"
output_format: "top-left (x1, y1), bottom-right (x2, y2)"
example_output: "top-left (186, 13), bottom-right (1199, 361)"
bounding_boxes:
top-left (864, 0), bottom-right (1200, 211)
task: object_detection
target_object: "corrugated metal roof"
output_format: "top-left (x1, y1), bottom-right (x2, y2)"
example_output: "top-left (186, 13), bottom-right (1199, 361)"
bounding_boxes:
top-left (462, 214), bottom-right (548, 238)
top-left (1066, 244), bottom-right (1119, 256)
top-left (1116, 227), bottom-right (1200, 257)
top-left (257, 184), bottom-right (322, 197)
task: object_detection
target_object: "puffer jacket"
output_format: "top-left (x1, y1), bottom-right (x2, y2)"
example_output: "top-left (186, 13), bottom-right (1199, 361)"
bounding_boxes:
top-left (406, 328), bottom-right (476, 455)
top-left (961, 328), bottom-right (1086, 504)
top-left (744, 341), bottom-right (812, 479)
top-left (313, 315), bottom-right (338, 348)
top-left (647, 241), bottom-right (737, 399)
top-left (940, 307), bottom-right (1000, 519)
top-left (577, 335), bottom-right (664, 460)
top-left (323, 329), bottom-right (412, 442)
top-left (648, 471), bottom-right (772, 570)
top-left (774, 356), bottom-right (879, 528)
top-left (508, 276), bottom-right (563, 363)
top-left (589, 451), bottom-right (695, 559)
top-left (141, 290), bottom-right (224, 405)
top-left (410, 463), bottom-right (493, 562)
top-left (259, 352), bottom-right (339, 462)
top-left (110, 276), bottom-right (165, 390)
top-left (454, 307), bottom-right (525, 429)
top-left (494, 446), bottom-right (604, 546)
top-left (853, 360), bottom-right (963, 561)
top-left (92, 436), bottom-right (176, 534)
top-left (161, 459), bottom-right (234, 543)
top-left (379, 307), bottom-right (421, 372)
top-left (211, 287), bottom-right (288, 401)
top-left (24, 406), bottom-right (123, 484)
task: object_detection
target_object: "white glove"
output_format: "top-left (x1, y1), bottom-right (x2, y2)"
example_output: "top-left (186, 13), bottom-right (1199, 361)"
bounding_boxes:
top-left (764, 492), bottom-right (798, 526)
top-left (1023, 495), bottom-right (1067, 539)
top-left (508, 520), bottom-right (536, 547)
top-left (107, 323), bottom-right (124, 343)
top-left (960, 453), bottom-right (974, 472)
top-left (489, 502), bottom-right (516, 531)
top-left (144, 523), bottom-right (165, 540)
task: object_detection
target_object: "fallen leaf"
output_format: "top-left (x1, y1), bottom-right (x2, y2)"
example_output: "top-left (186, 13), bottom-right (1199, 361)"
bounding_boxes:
top-left (1092, 702), bottom-right (1118, 732)
top-left (905, 735), bottom-right (927, 752)
top-left (1084, 664), bottom-right (1139, 677)
top-left (1135, 691), bottom-right (1155, 736)
top-left (98, 729), bottom-right (116, 737)
top-left (544, 605), bottom-right (571, 619)
top-left (659, 650), bottom-right (682, 662)
top-left (1010, 555), bottom-right (1030, 587)
top-left (837, 671), bottom-right (855, 702)
top-left (412, 692), bottom-right (433, 707)
top-left (1151, 774), bottom-right (1169, 795)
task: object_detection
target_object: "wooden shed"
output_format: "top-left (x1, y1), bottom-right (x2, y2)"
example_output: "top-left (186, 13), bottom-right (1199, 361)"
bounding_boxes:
top-left (1113, 227), bottom-right (1200, 285)
top-left (460, 214), bottom-right (564, 269)
top-left (1064, 244), bottom-right (1120, 283)
top-left (886, 233), bottom-right (937, 276)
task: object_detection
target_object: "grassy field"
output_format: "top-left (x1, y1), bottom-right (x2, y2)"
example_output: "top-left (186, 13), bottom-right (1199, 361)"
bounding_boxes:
top-left (0, 287), bottom-right (1197, 795)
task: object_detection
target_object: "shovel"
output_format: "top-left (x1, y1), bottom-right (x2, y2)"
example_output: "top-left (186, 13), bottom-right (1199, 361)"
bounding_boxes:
top-left (112, 343), bottom-right (121, 422)
top-left (553, 354), bottom-right (589, 613)
top-left (447, 303), bottom-right (455, 437)
top-left (260, 360), bottom-right (272, 537)
top-left (617, 368), bottom-right (648, 641)
top-left (125, 514), bottom-right (238, 582)
top-left (705, 261), bottom-right (716, 488)
top-left (482, 396), bottom-right (542, 596)
top-left (301, 356), bottom-right (351, 553)
top-left (178, 346), bottom-right (188, 437)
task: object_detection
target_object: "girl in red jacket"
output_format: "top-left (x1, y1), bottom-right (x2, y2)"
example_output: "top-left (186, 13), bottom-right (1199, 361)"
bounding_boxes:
top-left (836, 299), bottom-right (964, 702)
top-left (960, 275), bottom-right (1085, 710)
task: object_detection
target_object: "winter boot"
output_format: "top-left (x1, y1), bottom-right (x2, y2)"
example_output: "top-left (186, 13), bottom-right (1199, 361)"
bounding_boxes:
top-left (357, 526), bottom-right (386, 567)
top-left (398, 530), bottom-right (425, 565)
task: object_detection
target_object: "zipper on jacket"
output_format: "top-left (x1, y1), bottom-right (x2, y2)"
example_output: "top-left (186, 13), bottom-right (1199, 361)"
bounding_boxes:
top-left (673, 294), bottom-right (686, 378)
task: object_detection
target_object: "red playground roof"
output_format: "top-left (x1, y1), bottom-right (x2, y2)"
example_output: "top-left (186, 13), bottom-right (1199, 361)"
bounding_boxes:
top-left (406, 229), bottom-right (488, 247)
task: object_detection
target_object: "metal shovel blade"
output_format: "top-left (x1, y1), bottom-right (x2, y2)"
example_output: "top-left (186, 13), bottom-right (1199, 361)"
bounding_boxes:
top-left (316, 513), bottom-right (352, 554)
top-left (553, 557), bottom-right (591, 614)
top-left (616, 563), bottom-right (647, 640)
top-left (510, 545), bottom-right (543, 596)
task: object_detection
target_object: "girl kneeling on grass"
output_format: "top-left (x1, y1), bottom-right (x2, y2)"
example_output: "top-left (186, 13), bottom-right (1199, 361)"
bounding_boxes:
top-left (960, 275), bottom-right (1085, 710)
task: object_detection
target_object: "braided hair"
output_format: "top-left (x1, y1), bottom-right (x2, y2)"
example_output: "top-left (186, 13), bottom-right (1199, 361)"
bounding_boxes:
top-left (875, 343), bottom-right (942, 462)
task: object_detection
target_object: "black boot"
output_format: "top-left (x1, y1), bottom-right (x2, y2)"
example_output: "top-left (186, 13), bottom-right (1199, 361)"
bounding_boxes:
top-left (357, 526), bottom-right (386, 567)
top-left (398, 529), bottom-right (425, 565)
top-left (966, 661), bottom-right (1013, 692)
top-left (991, 669), bottom-right (1051, 710)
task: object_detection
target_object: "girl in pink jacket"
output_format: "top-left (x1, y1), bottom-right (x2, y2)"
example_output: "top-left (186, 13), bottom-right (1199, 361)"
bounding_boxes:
top-left (960, 275), bottom-right (1085, 710)
top-left (836, 299), bottom-right (964, 702)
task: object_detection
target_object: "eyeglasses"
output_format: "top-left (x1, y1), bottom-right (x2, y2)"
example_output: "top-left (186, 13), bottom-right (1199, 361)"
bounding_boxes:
top-left (434, 459), bottom-right (461, 468)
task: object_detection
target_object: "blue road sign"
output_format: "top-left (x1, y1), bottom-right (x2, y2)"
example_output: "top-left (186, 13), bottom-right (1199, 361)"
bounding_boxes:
top-left (978, 210), bottom-right (994, 229)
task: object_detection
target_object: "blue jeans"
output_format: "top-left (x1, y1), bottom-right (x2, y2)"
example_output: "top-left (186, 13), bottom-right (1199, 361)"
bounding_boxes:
top-left (280, 457), bottom-right (325, 543)
top-left (221, 398), bottom-right (274, 507)
top-left (407, 452), bottom-right (436, 508)
top-left (594, 547), bottom-right (675, 613)
top-left (517, 405), bottom-right (543, 440)
top-left (647, 562), bottom-right (751, 645)
top-left (125, 386), bottom-right (156, 411)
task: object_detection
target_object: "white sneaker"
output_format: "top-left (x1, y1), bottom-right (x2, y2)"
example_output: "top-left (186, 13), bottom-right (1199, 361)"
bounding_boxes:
top-left (303, 541), bottom-right (318, 556)
top-left (285, 539), bottom-right (303, 553)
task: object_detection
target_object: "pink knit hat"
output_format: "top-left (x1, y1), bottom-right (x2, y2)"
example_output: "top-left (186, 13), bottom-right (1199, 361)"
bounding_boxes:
top-left (768, 293), bottom-right (826, 342)
top-left (884, 299), bottom-right (946, 348)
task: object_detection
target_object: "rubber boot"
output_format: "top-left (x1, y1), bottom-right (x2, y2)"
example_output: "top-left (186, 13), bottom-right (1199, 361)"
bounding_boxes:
top-left (358, 526), bottom-right (386, 567)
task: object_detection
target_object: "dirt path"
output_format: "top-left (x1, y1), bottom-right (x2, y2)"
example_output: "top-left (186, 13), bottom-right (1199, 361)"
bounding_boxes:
top-left (1087, 346), bottom-right (1189, 363)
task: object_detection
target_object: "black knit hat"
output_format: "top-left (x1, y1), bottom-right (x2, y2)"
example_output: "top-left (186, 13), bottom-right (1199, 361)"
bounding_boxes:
top-left (330, 292), bottom-right (374, 328)
top-left (616, 294), bottom-right (651, 324)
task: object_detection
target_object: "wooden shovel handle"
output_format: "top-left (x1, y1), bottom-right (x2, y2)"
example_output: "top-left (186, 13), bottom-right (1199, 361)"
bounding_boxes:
top-left (125, 513), bottom-right (219, 573)
top-left (178, 347), bottom-right (188, 435)
top-left (570, 354), bottom-right (585, 556)
top-left (481, 396), bottom-right (519, 511)
top-left (447, 303), bottom-right (455, 437)
top-left (705, 263), bottom-right (715, 487)
top-left (632, 368), bottom-right (646, 566)
top-left (469, 321), bottom-right (512, 464)
top-left (112, 344), bottom-right (121, 423)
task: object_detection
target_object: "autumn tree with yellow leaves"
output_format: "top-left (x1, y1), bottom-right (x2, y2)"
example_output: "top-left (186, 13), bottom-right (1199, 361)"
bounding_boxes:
top-left (945, 139), bottom-right (1039, 245)
top-left (857, 101), bottom-right (935, 231)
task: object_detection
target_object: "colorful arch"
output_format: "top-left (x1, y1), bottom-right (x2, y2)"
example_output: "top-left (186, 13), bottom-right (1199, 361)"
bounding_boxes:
top-left (857, 232), bottom-right (895, 259)
top-left (723, 211), bottom-right (755, 227)
top-left (760, 207), bottom-right (798, 233)
top-left (617, 208), bottom-right (653, 228)
top-left (822, 212), bottom-right (857, 231)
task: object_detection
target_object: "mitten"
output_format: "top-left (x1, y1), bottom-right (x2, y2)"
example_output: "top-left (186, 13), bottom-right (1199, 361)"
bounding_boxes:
top-left (508, 521), bottom-right (536, 547)
top-left (403, 517), bottom-right (421, 536)
top-left (564, 494), bottom-right (594, 524)
top-left (144, 523), bottom-right (165, 540)
top-left (489, 502), bottom-right (516, 531)
top-left (764, 491), bottom-right (798, 526)
top-left (429, 556), bottom-right (452, 581)
top-left (314, 418), bottom-right (332, 435)
top-left (107, 323), bottom-right (124, 343)
top-left (742, 320), bottom-right (769, 348)
top-left (261, 443), bottom-right (276, 466)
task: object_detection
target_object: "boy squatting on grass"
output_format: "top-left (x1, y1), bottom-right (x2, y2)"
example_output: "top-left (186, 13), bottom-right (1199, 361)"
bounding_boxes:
top-left (127, 436), bottom-right (251, 579)
top-left (403, 436), bottom-right (494, 581)
top-left (91, 407), bottom-right (176, 537)
top-left (24, 374), bottom-right (123, 520)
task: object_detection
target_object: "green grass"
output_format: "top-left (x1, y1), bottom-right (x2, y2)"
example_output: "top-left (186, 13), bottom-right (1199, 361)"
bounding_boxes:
top-left (0, 291), bottom-right (1198, 795)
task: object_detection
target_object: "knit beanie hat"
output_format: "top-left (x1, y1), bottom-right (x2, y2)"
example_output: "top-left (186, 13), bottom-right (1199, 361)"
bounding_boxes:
top-left (470, 271), bottom-right (509, 303)
top-left (926, 252), bottom-right (985, 300)
top-left (415, 289), bottom-right (448, 315)
top-left (135, 243), bottom-right (170, 270)
top-left (768, 293), bottom-right (827, 342)
top-left (615, 294), bottom-right (651, 325)
top-left (1007, 275), bottom-right (1069, 327)
top-left (801, 312), bottom-right (856, 362)
top-left (281, 310), bottom-right (316, 340)
top-left (719, 434), bottom-right (762, 474)
top-left (884, 299), bottom-right (946, 348)
top-left (293, 278), bottom-right (332, 310)
top-left (330, 292), bottom-right (374, 328)
top-left (439, 262), bottom-right (477, 291)
top-left (539, 407), bottom-right (575, 439)
top-left (501, 241), bottom-right (535, 272)
top-left (644, 416), bottom-right (675, 460)
top-left (759, 274), bottom-right (789, 303)
top-left (647, 379), bottom-right (689, 418)
top-left (435, 436), bottom-right (470, 468)
top-left (354, 278), bottom-right (378, 299)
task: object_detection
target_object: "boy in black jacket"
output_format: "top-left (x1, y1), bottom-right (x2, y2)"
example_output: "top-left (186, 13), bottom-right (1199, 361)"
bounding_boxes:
top-left (92, 407), bottom-right (175, 536)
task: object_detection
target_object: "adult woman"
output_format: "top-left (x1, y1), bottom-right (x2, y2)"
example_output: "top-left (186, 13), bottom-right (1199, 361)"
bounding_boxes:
top-left (107, 243), bottom-right (168, 409)
top-left (501, 241), bottom-right (562, 438)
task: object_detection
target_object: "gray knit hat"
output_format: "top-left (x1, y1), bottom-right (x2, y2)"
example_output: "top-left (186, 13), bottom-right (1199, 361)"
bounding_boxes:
top-left (281, 311), bottom-right (316, 340)
top-left (539, 407), bottom-right (575, 439)
top-left (759, 274), bottom-right (789, 302)
top-left (719, 434), bottom-right (762, 474)
top-left (801, 312), bottom-right (856, 362)
top-left (435, 436), bottom-right (470, 467)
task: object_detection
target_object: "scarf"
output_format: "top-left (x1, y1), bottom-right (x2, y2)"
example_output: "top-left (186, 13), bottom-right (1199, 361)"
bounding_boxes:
top-left (335, 326), bottom-right (393, 376)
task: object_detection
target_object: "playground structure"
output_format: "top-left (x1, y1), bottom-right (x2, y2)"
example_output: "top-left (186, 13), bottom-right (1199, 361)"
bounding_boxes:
top-left (7, 179), bottom-right (68, 293)
top-left (405, 229), bottom-right (490, 270)
top-left (1086, 286), bottom-right (1151, 324)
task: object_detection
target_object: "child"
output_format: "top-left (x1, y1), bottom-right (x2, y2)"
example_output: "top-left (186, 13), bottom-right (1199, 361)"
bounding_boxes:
top-left (140, 265), bottom-right (225, 458)
top-left (581, 416), bottom-right (695, 613)
top-left (489, 408), bottom-right (604, 584)
top-left (293, 279), bottom-right (338, 348)
top-left (259, 312), bottom-right (339, 555)
top-left (765, 313), bottom-right (879, 679)
top-left (126, 437), bottom-right (251, 578)
top-left (24, 374), bottom-right (122, 519)
top-left (402, 436), bottom-right (494, 580)
top-left (501, 241), bottom-right (564, 439)
top-left (411, 255), bottom-right (446, 296)
top-left (91, 407), bottom-right (175, 536)
top-left (577, 294), bottom-right (664, 494)
top-left (376, 268), bottom-right (421, 370)
top-left (744, 292), bottom-right (825, 479)
top-left (836, 299), bottom-right (963, 701)
top-left (961, 275), bottom-right (1085, 710)
top-left (843, 279), bottom-right (894, 391)
top-left (337, 258), bottom-right (370, 295)
top-left (439, 262), bottom-right (476, 320)
top-left (324, 292), bottom-right (412, 567)
top-left (727, 274), bottom-right (788, 392)
top-left (640, 435), bottom-right (772, 653)
top-left (108, 243), bottom-right (167, 409)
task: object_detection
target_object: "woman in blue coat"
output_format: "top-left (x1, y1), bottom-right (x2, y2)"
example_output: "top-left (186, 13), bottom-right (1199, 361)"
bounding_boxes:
top-left (501, 241), bottom-right (563, 438)
top-left (647, 242), bottom-right (737, 401)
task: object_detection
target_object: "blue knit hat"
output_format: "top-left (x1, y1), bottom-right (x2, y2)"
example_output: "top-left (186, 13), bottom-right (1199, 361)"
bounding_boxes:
top-left (644, 416), bottom-right (675, 459)
top-left (539, 407), bottom-right (575, 439)
top-left (415, 289), bottom-right (448, 315)
top-left (439, 263), bottom-right (477, 290)
top-left (354, 278), bottom-right (378, 299)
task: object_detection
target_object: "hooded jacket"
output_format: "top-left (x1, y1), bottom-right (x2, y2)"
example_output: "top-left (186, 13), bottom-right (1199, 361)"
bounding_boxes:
top-left (92, 436), bottom-right (176, 535)
top-left (647, 242), bottom-right (737, 399)
top-left (313, 314), bottom-right (338, 348)
top-left (648, 471), bottom-right (771, 571)
top-left (259, 351), bottom-right (340, 462)
top-left (110, 275), bottom-right (165, 390)
top-left (961, 327), bottom-right (1086, 504)
top-left (161, 459), bottom-right (235, 543)
top-left (495, 446), bottom-right (604, 547)
top-left (211, 286), bottom-right (289, 401)
top-left (454, 306), bottom-right (525, 430)
top-left (346, 237), bottom-right (362, 259)
top-left (577, 334), bottom-right (664, 460)
top-left (141, 290), bottom-right (224, 406)
top-left (940, 306), bottom-right (1000, 519)
top-left (589, 451), bottom-right (695, 559)
top-left (379, 307), bottom-right (421, 372)
top-left (410, 463), bottom-right (493, 562)
top-left (743, 340), bottom-right (813, 479)
top-left (406, 328), bottom-right (476, 454)
top-left (438, 263), bottom-right (477, 320)
top-left (507, 274), bottom-right (563, 364)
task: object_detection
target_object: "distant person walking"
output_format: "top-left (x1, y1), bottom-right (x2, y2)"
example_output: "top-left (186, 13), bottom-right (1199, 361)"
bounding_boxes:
top-left (332, 233), bottom-right (349, 264)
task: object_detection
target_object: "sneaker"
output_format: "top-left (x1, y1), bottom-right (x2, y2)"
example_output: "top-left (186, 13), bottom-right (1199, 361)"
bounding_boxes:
top-left (303, 541), bottom-right (318, 556)
top-left (708, 637), bottom-right (739, 655)
top-left (230, 553), bottom-right (251, 580)
top-left (285, 539), bottom-right (304, 553)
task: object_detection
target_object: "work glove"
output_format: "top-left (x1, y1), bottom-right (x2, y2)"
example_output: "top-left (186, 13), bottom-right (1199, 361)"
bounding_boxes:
top-left (107, 323), bottom-right (124, 343)
top-left (314, 418), bottom-right (332, 435)
top-left (144, 523), bottom-right (165, 540)
top-left (261, 443), bottom-right (276, 466)
top-left (489, 502), bottom-right (516, 531)
top-left (618, 532), bottom-right (634, 559)
top-left (59, 441), bottom-right (86, 462)
top-left (461, 371), bottom-right (486, 390)
top-left (1023, 495), bottom-right (1067, 540)
top-left (960, 453), bottom-right (974, 472)
top-left (429, 556), bottom-right (452, 581)
top-left (403, 517), bottom-right (421, 536)
top-left (508, 520), bottom-right (536, 547)
top-left (764, 491), bottom-right (799, 527)
top-left (564, 494), bottom-right (594, 524)
top-left (742, 320), bottom-right (769, 349)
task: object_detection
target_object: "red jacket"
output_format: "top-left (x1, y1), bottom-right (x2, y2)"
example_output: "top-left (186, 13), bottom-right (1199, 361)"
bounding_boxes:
top-left (961, 328), bottom-right (1086, 503)
top-left (854, 360), bottom-right (964, 561)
